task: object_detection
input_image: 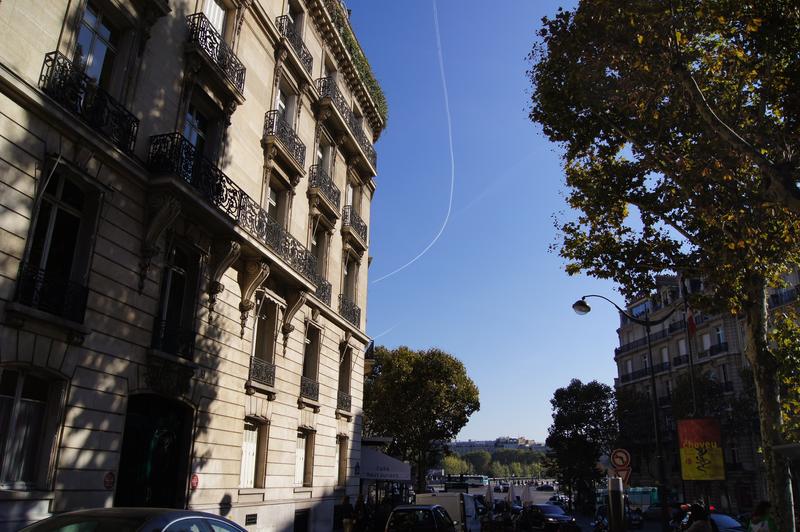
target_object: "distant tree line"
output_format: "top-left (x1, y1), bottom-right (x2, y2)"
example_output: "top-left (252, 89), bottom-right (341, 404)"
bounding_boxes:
top-left (442, 448), bottom-right (545, 478)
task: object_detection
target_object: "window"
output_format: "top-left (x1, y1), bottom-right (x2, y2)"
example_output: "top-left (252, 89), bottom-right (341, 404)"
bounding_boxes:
top-left (153, 244), bottom-right (200, 358)
top-left (338, 347), bottom-right (352, 395)
top-left (74, 2), bottom-right (120, 90)
top-left (253, 299), bottom-right (279, 365)
top-left (203, 0), bottom-right (227, 36)
top-left (630, 301), bottom-right (650, 318)
top-left (295, 430), bottom-right (314, 487)
top-left (342, 258), bottom-right (358, 302)
top-left (336, 435), bottom-right (348, 486)
top-left (715, 326), bottom-right (725, 345)
top-left (660, 347), bottom-right (669, 364)
top-left (0, 368), bottom-right (64, 488)
top-left (641, 354), bottom-right (649, 369)
top-left (344, 181), bottom-right (361, 213)
top-left (316, 138), bottom-right (333, 174)
top-left (163, 518), bottom-right (208, 532)
top-left (310, 225), bottom-right (328, 277)
top-left (276, 85), bottom-right (297, 127)
top-left (264, 177), bottom-right (289, 226)
top-left (302, 325), bottom-right (321, 383)
top-left (678, 339), bottom-right (687, 356)
top-left (625, 359), bottom-right (633, 375)
top-left (702, 333), bottom-right (712, 351)
top-left (183, 104), bottom-right (210, 156)
top-left (19, 171), bottom-right (99, 321)
top-left (239, 420), bottom-right (268, 489)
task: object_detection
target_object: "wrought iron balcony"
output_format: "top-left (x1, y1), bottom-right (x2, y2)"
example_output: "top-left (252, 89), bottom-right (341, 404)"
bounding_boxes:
top-left (652, 361), bottom-right (671, 374)
top-left (263, 110), bottom-right (306, 167)
top-left (152, 319), bottom-right (196, 359)
top-left (14, 262), bottom-right (89, 324)
top-left (39, 51), bottom-right (139, 153)
top-left (249, 356), bottom-right (276, 388)
top-left (300, 375), bottom-right (319, 401)
top-left (709, 342), bottom-right (728, 356)
top-left (276, 15), bottom-right (313, 74)
top-left (316, 77), bottom-right (377, 170)
top-left (314, 277), bottom-right (332, 306)
top-left (337, 390), bottom-right (352, 412)
top-left (338, 294), bottom-right (361, 328)
top-left (615, 328), bottom-right (669, 355)
top-left (147, 133), bottom-right (317, 282)
top-left (186, 13), bottom-right (245, 94)
top-left (668, 321), bottom-right (684, 333)
top-left (309, 165), bottom-right (341, 211)
top-left (673, 354), bottom-right (689, 366)
top-left (342, 205), bottom-right (368, 244)
top-left (628, 368), bottom-right (650, 381)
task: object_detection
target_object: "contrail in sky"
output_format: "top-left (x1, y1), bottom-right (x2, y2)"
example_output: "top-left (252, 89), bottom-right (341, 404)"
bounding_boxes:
top-left (371, 0), bottom-right (455, 285)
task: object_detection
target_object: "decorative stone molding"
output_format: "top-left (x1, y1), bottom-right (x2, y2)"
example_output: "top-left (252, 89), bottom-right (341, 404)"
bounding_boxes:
top-left (139, 195), bottom-right (181, 292)
top-left (233, 0), bottom-right (254, 49)
top-left (207, 240), bottom-right (242, 313)
top-left (281, 290), bottom-right (309, 355)
top-left (237, 259), bottom-right (270, 336)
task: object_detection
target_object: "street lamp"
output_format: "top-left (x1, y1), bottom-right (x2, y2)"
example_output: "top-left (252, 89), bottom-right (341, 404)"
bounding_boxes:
top-left (573, 294), bottom-right (675, 532)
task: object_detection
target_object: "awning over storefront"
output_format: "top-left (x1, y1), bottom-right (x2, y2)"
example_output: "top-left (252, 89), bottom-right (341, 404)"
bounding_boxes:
top-left (360, 448), bottom-right (411, 481)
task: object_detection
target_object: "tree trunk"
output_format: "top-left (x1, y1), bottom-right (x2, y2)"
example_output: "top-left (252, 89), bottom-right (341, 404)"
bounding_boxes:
top-left (416, 452), bottom-right (427, 493)
top-left (742, 274), bottom-right (795, 532)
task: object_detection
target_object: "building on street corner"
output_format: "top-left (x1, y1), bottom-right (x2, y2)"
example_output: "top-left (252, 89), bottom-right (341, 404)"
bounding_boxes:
top-left (0, 0), bottom-right (384, 529)
top-left (612, 274), bottom-right (800, 514)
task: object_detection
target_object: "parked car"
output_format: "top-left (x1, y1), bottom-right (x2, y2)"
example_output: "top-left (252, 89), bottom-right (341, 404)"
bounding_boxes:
top-left (20, 508), bottom-right (247, 532)
top-left (515, 504), bottom-right (579, 531)
top-left (536, 484), bottom-right (556, 491)
top-left (416, 492), bottom-right (482, 532)
top-left (386, 505), bottom-right (457, 532)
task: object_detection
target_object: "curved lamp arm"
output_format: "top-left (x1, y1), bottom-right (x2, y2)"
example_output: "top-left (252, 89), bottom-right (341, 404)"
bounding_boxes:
top-left (574, 294), bottom-right (680, 327)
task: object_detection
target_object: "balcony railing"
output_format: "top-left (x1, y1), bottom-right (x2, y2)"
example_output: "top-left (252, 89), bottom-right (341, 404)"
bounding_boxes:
top-left (300, 375), bottom-right (319, 401)
top-left (152, 319), bottom-right (196, 359)
top-left (629, 368), bottom-right (650, 381)
top-left (343, 206), bottom-right (368, 243)
top-left (263, 110), bottom-right (306, 167)
top-left (709, 342), bottom-right (728, 356)
top-left (276, 15), bottom-right (313, 74)
top-left (316, 77), bottom-right (377, 169)
top-left (309, 165), bottom-right (341, 210)
top-left (314, 277), bottom-right (332, 305)
top-left (147, 133), bottom-right (318, 281)
top-left (186, 13), bottom-right (245, 94)
top-left (337, 390), bottom-right (352, 412)
top-left (249, 356), bottom-right (276, 388)
top-left (668, 321), bottom-right (684, 333)
top-left (39, 51), bottom-right (139, 153)
top-left (769, 286), bottom-right (797, 308)
top-left (338, 294), bottom-right (361, 328)
top-left (673, 354), bottom-right (689, 366)
top-left (14, 262), bottom-right (89, 324)
top-left (652, 361), bottom-right (671, 374)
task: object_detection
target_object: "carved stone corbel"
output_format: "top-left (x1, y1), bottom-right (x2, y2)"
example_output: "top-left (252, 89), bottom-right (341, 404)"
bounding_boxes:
top-left (223, 100), bottom-right (238, 127)
top-left (139, 195), bottom-right (181, 292)
top-left (233, 0), bottom-right (253, 49)
top-left (237, 259), bottom-right (270, 336)
top-left (207, 240), bottom-right (241, 313)
top-left (281, 290), bottom-right (309, 355)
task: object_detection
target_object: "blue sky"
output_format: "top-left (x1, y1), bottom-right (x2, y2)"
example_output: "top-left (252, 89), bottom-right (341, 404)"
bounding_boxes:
top-left (348, 0), bottom-right (621, 442)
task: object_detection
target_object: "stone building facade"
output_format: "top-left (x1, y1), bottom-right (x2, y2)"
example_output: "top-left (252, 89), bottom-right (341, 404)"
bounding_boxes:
top-left (612, 274), bottom-right (800, 513)
top-left (0, 0), bottom-right (384, 529)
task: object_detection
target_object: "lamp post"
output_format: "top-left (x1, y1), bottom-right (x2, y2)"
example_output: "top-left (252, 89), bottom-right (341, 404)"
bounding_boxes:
top-left (573, 294), bottom-right (676, 532)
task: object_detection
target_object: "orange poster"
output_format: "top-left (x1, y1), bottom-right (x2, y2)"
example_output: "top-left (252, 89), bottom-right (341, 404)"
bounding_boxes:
top-left (678, 418), bottom-right (725, 481)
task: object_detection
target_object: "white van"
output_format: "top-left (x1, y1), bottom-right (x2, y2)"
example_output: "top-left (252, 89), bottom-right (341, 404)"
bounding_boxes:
top-left (416, 492), bottom-right (482, 532)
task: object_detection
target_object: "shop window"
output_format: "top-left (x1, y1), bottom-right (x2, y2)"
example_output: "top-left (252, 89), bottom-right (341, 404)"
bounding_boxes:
top-left (239, 419), bottom-right (268, 489)
top-left (0, 368), bottom-right (65, 489)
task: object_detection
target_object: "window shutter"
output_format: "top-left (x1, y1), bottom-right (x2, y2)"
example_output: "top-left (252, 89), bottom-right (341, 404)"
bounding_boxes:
top-left (240, 422), bottom-right (258, 488)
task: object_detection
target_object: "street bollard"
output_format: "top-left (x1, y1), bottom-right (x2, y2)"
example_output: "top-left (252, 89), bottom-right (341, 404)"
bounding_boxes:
top-left (608, 477), bottom-right (626, 532)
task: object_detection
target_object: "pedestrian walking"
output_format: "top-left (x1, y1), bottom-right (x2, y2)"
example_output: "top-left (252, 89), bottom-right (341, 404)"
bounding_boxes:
top-left (747, 501), bottom-right (777, 532)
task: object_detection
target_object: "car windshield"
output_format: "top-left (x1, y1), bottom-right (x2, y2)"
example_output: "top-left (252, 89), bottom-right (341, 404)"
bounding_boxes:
top-left (540, 505), bottom-right (566, 516)
top-left (21, 516), bottom-right (148, 532)
top-left (711, 514), bottom-right (744, 529)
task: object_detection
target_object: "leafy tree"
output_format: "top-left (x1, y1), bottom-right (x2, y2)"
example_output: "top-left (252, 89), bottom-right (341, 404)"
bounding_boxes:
top-left (529, 2), bottom-right (800, 527)
top-left (670, 372), bottom-right (726, 419)
top-left (546, 379), bottom-right (617, 510)
top-left (463, 451), bottom-right (492, 475)
top-left (490, 462), bottom-right (510, 479)
top-left (770, 311), bottom-right (800, 442)
top-left (443, 455), bottom-right (472, 475)
top-left (363, 346), bottom-right (480, 490)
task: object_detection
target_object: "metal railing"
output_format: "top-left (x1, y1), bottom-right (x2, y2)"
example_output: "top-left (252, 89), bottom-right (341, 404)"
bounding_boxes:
top-left (342, 205), bottom-right (368, 243)
top-left (338, 294), bottom-right (361, 328)
top-left (314, 277), bottom-right (332, 305)
top-left (309, 164), bottom-right (341, 210)
top-left (276, 15), bottom-right (313, 74)
top-left (39, 51), bottom-right (139, 153)
top-left (14, 262), bottom-right (89, 324)
top-left (668, 321), bottom-right (684, 333)
top-left (186, 13), bottom-right (246, 93)
top-left (709, 342), bottom-right (728, 356)
top-left (152, 319), bottom-right (196, 359)
top-left (147, 133), bottom-right (318, 281)
top-left (316, 77), bottom-right (377, 169)
top-left (249, 356), bottom-right (276, 387)
top-left (673, 354), bottom-right (689, 366)
top-left (300, 375), bottom-right (319, 401)
top-left (337, 390), bottom-right (352, 412)
top-left (616, 329), bottom-right (669, 355)
top-left (652, 361), bottom-right (671, 374)
top-left (263, 110), bottom-right (306, 166)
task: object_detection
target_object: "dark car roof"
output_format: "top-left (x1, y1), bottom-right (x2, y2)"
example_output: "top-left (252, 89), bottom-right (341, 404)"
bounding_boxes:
top-left (22, 508), bottom-right (245, 532)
